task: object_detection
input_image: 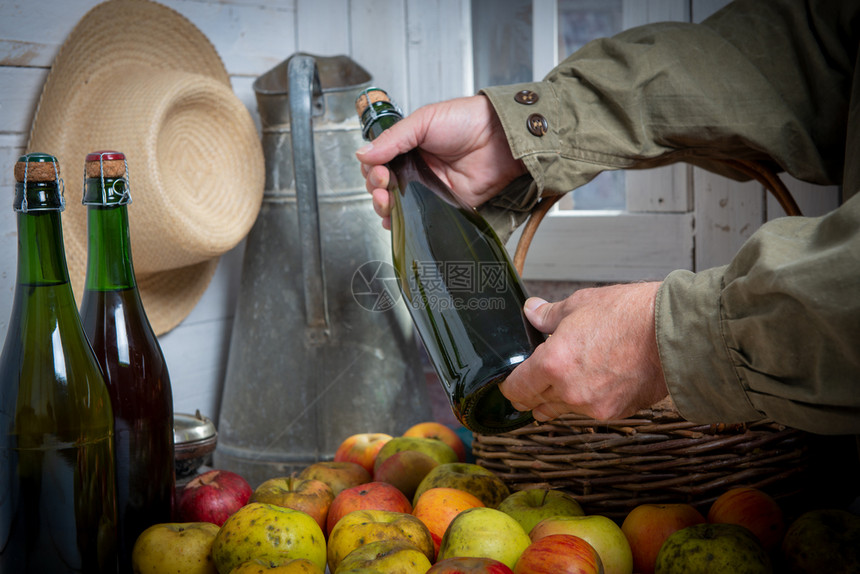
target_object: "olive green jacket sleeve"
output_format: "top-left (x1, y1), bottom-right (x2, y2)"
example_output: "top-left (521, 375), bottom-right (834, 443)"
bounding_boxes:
top-left (480, 0), bottom-right (860, 434)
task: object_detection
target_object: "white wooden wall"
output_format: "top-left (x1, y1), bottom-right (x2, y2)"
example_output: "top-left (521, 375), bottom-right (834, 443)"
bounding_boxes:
top-left (0, 0), bottom-right (473, 423)
top-left (0, 0), bottom-right (841, 426)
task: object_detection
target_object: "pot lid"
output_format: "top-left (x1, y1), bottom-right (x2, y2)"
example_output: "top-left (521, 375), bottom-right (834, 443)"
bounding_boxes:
top-left (174, 410), bottom-right (217, 444)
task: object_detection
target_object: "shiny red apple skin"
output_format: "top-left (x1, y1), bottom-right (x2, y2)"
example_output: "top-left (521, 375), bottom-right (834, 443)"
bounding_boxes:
top-left (326, 480), bottom-right (413, 533)
top-left (176, 469), bottom-right (253, 526)
top-left (707, 487), bottom-right (785, 552)
top-left (427, 556), bottom-right (515, 574)
top-left (621, 503), bottom-right (705, 574)
top-left (514, 534), bottom-right (603, 574)
top-left (333, 432), bottom-right (393, 474)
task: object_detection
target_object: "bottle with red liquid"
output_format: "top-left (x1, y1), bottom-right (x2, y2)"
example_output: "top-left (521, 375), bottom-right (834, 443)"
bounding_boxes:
top-left (78, 151), bottom-right (174, 572)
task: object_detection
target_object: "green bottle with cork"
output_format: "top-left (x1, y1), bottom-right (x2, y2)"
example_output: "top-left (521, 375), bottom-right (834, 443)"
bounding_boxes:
top-left (0, 153), bottom-right (118, 573)
top-left (79, 151), bottom-right (175, 573)
top-left (356, 88), bottom-right (543, 434)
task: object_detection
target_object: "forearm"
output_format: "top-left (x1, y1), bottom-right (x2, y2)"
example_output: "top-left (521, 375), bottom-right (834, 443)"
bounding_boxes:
top-left (657, 193), bottom-right (860, 434)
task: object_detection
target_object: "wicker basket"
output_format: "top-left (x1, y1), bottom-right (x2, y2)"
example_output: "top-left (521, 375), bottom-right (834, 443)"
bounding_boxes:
top-left (473, 160), bottom-right (812, 520)
top-left (473, 398), bottom-right (812, 520)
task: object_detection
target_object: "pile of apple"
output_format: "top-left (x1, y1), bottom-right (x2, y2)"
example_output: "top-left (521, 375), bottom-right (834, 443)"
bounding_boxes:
top-left (132, 421), bottom-right (860, 574)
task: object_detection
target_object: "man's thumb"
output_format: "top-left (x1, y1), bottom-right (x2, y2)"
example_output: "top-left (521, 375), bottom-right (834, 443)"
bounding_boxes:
top-left (523, 297), bottom-right (559, 334)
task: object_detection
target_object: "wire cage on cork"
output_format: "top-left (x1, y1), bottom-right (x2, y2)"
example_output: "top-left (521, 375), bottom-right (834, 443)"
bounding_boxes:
top-left (471, 159), bottom-right (815, 521)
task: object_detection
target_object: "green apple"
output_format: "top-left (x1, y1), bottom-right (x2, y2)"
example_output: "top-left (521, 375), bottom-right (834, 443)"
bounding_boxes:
top-left (413, 463), bottom-right (510, 508)
top-left (437, 507), bottom-right (531, 569)
top-left (780, 508), bottom-right (860, 573)
top-left (298, 461), bottom-right (372, 497)
top-left (211, 502), bottom-right (326, 573)
top-left (373, 436), bottom-right (459, 473)
top-left (335, 539), bottom-right (433, 573)
top-left (131, 522), bottom-right (220, 574)
top-left (497, 488), bottom-right (584, 535)
top-left (530, 514), bottom-right (633, 574)
top-left (655, 523), bottom-right (771, 574)
top-left (373, 449), bottom-right (440, 500)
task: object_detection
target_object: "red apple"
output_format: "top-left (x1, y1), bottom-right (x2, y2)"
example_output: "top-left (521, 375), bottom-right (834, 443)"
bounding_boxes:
top-left (333, 432), bottom-right (393, 474)
top-left (326, 480), bottom-right (413, 533)
top-left (249, 475), bottom-right (335, 534)
top-left (531, 515), bottom-right (633, 574)
top-left (403, 421), bottom-right (468, 462)
top-left (298, 461), bottom-right (371, 496)
top-left (427, 557), bottom-right (515, 573)
top-left (707, 487), bottom-right (785, 552)
top-left (514, 534), bottom-right (603, 574)
top-left (176, 469), bottom-right (253, 526)
top-left (413, 487), bottom-right (485, 558)
top-left (374, 449), bottom-right (440, 500)
top-left (621, 503), bottom-right (705, 574)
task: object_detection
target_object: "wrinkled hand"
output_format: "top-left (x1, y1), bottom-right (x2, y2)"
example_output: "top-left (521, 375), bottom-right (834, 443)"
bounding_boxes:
top-left (499, 282), bottom-right (669, 422)
top-left (356, 95), bottom-right (526, 229)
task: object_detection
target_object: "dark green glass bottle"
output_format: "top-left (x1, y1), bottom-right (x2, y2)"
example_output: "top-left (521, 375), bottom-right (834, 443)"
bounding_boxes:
top-left (356, 88), bottom-right (542, 434)
top-left (78, 151), bottom-right (175, 573)
top-left (0, 153), bottom-right (118, 573)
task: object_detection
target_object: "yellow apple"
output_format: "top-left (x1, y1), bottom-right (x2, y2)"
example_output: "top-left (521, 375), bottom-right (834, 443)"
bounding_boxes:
top-left (228, 557), bottom-right (325, 573)
top-left (131, 522), bottom-right (220, 574)
top-left (413, 463), bottom-right (509, 508)
top-left (326, 509), bottom-right (434, 572)
top-left (211, 502), bottom-right (326, 573)
top-left (336, 539), bottom-right (433, 573)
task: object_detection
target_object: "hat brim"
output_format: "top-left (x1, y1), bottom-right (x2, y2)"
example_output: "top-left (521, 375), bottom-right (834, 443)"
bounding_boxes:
top-left (28, 0), bottom-right (263, 335)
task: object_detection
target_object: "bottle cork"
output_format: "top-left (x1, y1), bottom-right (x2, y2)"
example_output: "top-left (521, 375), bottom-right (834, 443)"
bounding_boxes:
top-left (14, 153), bottom-right (60, 183)
top-left (355, 88), bottom-right (391, 116)
top-left (85, 151), bottom-right (126, 179)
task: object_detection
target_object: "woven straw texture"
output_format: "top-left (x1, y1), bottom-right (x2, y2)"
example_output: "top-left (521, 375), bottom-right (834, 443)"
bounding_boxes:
top-left (27, 0), bottom-right (264, 334)
top-left (473, 397), bottom-right (811, 519)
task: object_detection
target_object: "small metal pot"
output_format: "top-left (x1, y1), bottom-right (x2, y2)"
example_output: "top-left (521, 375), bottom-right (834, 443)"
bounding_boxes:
top-left (174, 411), bottom-right (218, 479)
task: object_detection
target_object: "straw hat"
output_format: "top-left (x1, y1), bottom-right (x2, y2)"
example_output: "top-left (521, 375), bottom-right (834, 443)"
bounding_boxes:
top-left (28, 0), bottom-right (264, 335)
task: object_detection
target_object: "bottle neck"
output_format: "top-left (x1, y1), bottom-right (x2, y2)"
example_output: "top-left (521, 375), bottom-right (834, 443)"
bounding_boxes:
top-left (361, 102), bottom-right (403, 142)
top-left (14, 182), bottom-right (70, 286)
top-left (83, 176), bottom-right (137, 291)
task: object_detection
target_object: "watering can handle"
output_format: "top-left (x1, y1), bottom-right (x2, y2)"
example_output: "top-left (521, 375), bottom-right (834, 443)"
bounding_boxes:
top-left (288, 55), bottom-right (329, 339)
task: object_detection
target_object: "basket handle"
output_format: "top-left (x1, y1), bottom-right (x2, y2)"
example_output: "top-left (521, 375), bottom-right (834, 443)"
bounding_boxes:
top-left (512, 159), bottom-right (803, 275)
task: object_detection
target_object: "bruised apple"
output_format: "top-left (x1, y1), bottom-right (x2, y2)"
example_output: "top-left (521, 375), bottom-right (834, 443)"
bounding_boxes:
top-left (298, 461), bottom-right (371, 496)
top-left (177, 469), bottom-right (253, 526)
top-left (621, 503), bottom-right (705, 574)
top-left (335, 539), bottom-right (432, 574)
top-left (326, 509), bottom-right (434, 573)
top-left (326, 481), bottom-right (413, 533)
top-left (228, 558), bottom-right (325, 573)
top-left (654, 522), bottom-right (771, 574)
top-left (249, 476), bottom-right (334, 533)
top-left (211, 502), bottom-right (326, 573)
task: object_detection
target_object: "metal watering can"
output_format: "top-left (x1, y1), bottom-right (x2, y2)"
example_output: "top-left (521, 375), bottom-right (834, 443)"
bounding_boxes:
top-left (214, 54), bottom-right (431, 486)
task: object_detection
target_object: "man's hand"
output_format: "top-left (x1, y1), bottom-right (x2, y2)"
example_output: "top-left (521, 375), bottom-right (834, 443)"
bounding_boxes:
top-left (500, 282), bottom-right (669, 422)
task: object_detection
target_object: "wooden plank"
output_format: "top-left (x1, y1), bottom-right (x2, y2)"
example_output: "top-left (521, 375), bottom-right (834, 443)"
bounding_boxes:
top-left (0, 1), bottom-right (99, 67)
top-left (0, 67), bottom-right (49, 136)
top-left (162, 0), bottom-right (297, 77)
top-left (769, 175), bottom-right (840, 219)
top-left (350, 0), bottom-right (409, 111)
top-left (532, 0), bottom-right (557, 81)
top-left (508, 211), bottom-right (694, 282)
top-left (406, 0), bottom-right (473, 110)
top-left (298, 0), bottom-right (351, 55)
top-left (693, 167), bottom-right (764, 271)
top-left (626, 164), bottom-right (692, 212)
